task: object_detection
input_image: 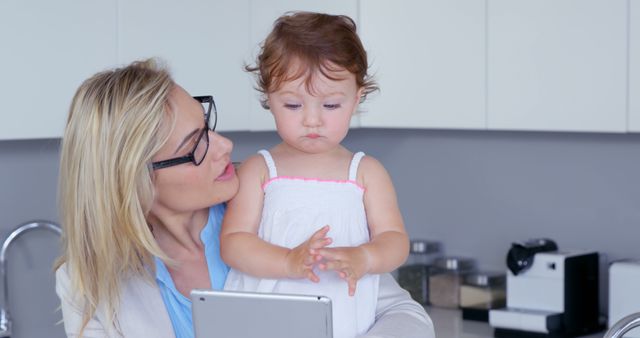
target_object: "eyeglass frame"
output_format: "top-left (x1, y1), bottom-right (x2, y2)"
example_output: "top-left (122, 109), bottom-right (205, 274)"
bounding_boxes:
top-left (151, 95), bottom-right (217, 170)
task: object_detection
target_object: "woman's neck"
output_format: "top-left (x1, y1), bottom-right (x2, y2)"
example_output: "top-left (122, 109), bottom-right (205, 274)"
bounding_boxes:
top-left (148, 207), bottom-right (209, 259)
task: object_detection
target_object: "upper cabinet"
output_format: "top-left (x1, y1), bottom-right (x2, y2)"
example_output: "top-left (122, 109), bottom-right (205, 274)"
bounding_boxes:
top-left (487, 0), bottom-right (628, 132)
top-left (629, 0), bottom-right (640, 132)
top-left (118, 0), bottom-right (253, 132)
top-left (1, 1), bottom-right (637, 139)
top-left (359, 0), bottom-right (486, 130)
top-left (0, 1), bottom-right (117, 140)
top-left (247, 0), bottom-right (359, 131)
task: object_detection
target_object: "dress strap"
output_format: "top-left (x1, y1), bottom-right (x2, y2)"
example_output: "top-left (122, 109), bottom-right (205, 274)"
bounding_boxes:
top-left (348, 152), bottom-right (366, 181)
top-left (258, 149), bottom-right (278, 179)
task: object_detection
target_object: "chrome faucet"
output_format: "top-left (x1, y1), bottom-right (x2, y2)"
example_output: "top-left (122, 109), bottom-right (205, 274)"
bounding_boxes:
top-left (0, 221), bottom-right (62, 338)
top-left (605, 312), bottom-right (640, 338)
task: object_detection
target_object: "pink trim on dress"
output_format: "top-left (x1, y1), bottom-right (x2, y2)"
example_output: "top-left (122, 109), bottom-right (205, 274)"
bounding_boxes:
top-left (262, 176), bottom-right (366, 191)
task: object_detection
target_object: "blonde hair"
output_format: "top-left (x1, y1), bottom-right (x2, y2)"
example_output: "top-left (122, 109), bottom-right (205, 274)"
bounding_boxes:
top-left (56, 59), bottom-right (174, 335)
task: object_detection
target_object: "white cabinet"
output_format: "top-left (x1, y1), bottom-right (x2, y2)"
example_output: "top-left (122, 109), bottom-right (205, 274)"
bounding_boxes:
top-left (118, 0), bottom-right (253, 132)
top-left (247, 0), bottom-right (359, 131)
top-left (629, 0), bottom-right (640, 132)
top-left (359, 0), bottom-right (486, 130)
top-left (487, 0), bottom-right (627, 132)
top-left (0, 1), bottom-right (117, 140)
top-left (1, 1), bottom-right (636, 139)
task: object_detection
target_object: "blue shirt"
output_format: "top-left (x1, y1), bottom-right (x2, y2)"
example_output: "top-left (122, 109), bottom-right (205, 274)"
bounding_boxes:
top-left (155, 204), bottom-right (229, 338)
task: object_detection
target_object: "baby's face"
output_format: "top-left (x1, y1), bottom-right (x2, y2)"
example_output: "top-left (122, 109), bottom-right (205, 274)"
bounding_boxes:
top-left (267, 66), bottom-right (364, 155)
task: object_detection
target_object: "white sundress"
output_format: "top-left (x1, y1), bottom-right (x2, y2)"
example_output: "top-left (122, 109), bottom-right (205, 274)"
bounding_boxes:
top-left (224, 149), bottom-right (379, 338)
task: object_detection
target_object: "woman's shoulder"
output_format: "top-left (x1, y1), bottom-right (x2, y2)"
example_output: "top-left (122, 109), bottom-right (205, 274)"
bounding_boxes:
top-left (55, 262), bottom-right (71, 290)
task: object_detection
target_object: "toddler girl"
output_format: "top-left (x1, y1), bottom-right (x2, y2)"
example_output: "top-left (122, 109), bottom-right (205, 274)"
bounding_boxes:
top-left (221, 11), bottom-right (409, 338)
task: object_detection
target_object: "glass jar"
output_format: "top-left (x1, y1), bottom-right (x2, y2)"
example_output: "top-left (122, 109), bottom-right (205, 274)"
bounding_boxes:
top-left (428, 256), bottom-right (476, 308)
top-left (396, 240), bottom-right (442, 305)
top-left (460, 271), bottom-right (506, 321)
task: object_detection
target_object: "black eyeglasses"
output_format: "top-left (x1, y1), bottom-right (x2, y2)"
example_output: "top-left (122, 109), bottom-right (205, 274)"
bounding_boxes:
top-left (151, 95), bottom-right (217, 170)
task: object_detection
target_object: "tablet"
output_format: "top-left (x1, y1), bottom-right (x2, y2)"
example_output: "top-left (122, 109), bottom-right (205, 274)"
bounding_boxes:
top-left (191, 289), bottom-right (333, 338)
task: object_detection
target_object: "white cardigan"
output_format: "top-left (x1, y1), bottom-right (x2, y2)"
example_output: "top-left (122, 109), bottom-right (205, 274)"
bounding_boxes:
top-left (56, 264), bottom-right (434, 338)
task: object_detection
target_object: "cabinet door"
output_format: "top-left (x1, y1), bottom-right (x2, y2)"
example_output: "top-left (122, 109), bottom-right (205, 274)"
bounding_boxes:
top-left (0, 1), bottom-right (117, 140)
top-left (358, 0), bottom-right (486, 129)
top-left (630, 0), bottom-right (640, 132)
top-left (248, 0), bottom-right (359, 131)
top-left (118, 0), bottom-right (252, 132)
top-left (488, 0), bottom-right (627, 132)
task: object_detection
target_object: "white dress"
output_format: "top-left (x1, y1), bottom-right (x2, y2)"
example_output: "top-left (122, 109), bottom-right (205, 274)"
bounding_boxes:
top-left (224, 150), bottom-right (379, 338)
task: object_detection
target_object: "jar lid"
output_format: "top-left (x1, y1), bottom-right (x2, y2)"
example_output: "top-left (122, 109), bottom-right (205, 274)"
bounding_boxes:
top-left (409, 240), bottom-right (441, 254)
top-left (433, 256), bottom-right (476, 271)
top-left (464, 271), bottom-right (506, 287)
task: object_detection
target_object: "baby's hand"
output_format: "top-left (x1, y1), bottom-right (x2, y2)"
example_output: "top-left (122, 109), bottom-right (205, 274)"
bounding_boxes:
top-left (316, 245), bottom-right (372, 296)
top-left (284, 225), bottom-right (332, 282)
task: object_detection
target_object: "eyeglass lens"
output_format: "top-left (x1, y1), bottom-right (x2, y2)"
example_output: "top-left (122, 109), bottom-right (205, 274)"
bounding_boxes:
top-left (192, 98), bottom-right (214, 166)
top-left (204, 99), bottom-right (217, 132)
top-left (193, 129), bottom-right (209, 165)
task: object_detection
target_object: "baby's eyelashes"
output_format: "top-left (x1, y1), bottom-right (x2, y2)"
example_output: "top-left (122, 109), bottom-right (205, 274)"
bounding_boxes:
top-left (282, 103), bottom-right (342, 110)
top-left (284, 103), bottom-right (302, 110)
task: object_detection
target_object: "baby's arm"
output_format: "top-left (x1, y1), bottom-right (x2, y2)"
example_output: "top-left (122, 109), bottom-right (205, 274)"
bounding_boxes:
top-left (358, 156), bottom-right (410, 271)
top-left (220, 154), bottom-right (331, 281)
top-left (318, 155), bottom-right (409, 294)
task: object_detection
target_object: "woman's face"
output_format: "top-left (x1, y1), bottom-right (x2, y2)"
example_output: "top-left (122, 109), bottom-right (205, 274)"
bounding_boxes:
top-left (151, 85), bottom-right (238, 214)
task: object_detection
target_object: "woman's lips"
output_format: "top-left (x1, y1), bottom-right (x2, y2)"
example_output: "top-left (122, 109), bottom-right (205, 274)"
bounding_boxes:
top-left (215, 162), bottom-right (236, 181)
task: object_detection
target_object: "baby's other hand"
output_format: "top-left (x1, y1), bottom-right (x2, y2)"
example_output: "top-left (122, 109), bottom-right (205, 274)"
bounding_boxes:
top-left (316, 245), bottom-right (371, 296)
top-left (284, 225), bottom-right (332, 282)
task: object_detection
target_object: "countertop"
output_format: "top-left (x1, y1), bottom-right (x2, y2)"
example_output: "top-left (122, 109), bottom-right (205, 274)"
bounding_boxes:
top-left (425, 307), bottom-right (606, 338)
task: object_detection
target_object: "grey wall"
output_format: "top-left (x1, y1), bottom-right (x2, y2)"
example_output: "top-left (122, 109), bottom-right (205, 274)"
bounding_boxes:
top-left (0, 139), bottom-right (63, 338)
top-left (228, 129), bottom-right (640, 265)
top-left (2, 129), bottom-right (640, 336)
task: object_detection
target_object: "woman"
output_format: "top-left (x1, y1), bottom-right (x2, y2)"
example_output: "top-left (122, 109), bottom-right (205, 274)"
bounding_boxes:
top-left (55, 59), bottom-right (435, 338)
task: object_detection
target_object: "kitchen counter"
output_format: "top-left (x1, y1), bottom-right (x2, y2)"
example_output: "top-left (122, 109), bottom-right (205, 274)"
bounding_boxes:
top-left (425, 307), bottom-right (606, 338)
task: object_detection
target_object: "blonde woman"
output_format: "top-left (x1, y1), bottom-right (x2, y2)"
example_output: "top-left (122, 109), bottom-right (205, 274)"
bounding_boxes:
top-left (55, 59), bottom-right (435, 338)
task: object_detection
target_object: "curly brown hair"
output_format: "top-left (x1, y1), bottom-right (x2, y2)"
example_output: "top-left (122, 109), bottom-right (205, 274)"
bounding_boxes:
top-left (246, 11), bottom-right (378, 109)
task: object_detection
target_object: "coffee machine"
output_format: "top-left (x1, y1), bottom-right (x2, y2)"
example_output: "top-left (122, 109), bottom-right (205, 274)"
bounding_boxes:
top-left (489, 239), bottom-right (601, 337)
